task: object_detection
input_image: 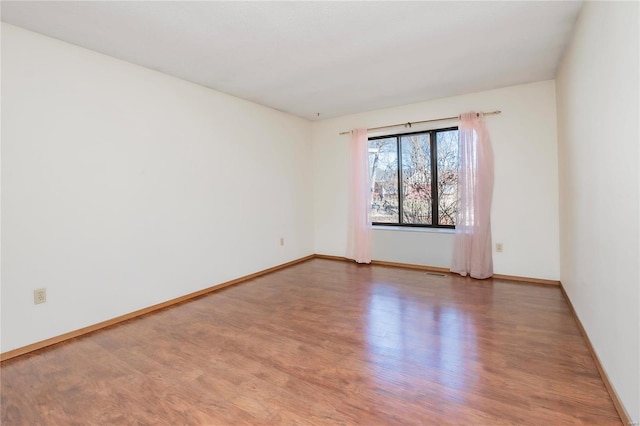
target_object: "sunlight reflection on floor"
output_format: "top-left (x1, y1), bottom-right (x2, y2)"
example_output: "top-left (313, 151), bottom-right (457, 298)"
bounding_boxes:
top-left (365, 282), bottom-right (478, 399)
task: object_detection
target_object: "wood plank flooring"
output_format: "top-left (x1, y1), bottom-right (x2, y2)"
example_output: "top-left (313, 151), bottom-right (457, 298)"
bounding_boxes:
top-left (1, 259), bottom-right (621, 425)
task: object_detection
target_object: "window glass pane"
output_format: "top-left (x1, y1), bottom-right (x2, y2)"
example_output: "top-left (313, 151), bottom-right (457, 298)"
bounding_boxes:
top-left (400, 134), bottom-right (431, 225)
top-left (369, 138), bottom-right (398, 223)
top-left (436, 130), bottom-right (459, 226)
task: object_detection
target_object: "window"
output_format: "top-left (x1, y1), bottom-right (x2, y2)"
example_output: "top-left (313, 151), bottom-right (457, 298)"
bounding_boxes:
top-left (369, 127), bottom-right (459, 228)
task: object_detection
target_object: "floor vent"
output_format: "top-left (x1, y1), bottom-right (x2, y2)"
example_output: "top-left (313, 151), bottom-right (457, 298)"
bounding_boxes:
top-left (425, 272), bottom-right (447, 277)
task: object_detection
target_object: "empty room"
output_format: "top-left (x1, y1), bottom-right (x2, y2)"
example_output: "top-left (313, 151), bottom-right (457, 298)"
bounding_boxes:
top-left (1, 1), bottom-right (638, 425)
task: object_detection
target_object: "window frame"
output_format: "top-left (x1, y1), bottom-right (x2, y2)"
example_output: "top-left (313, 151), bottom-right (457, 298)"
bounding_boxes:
top-left (369, 126), bottom-right (459, 229)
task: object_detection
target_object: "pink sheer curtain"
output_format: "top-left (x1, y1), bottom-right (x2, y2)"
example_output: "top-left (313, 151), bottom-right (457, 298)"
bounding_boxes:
top-left (451, 112), bottom-right (494, 279)
top-left (346, 128), bottom-right (372, 264)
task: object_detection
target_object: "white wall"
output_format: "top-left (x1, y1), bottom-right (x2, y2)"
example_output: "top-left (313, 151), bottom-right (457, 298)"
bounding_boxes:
top-left (1, 24), bottom-right (314, 352)
top-left (312, 81), bottom-right (560, 280)
top-left (556, 2), bottom-right (639, 422)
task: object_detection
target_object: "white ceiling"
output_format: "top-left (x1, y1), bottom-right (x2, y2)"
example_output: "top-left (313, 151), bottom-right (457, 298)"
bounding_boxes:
top-left (1, 1), bottom-right (583, 120)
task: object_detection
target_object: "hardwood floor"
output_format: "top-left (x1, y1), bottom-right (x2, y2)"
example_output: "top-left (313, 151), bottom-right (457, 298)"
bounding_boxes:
top-left (1, 259), bottom-right (621, 425)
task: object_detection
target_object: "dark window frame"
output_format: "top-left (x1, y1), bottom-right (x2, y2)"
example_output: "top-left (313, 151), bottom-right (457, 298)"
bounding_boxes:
top-left (369, 126), bottom-right (458, 229)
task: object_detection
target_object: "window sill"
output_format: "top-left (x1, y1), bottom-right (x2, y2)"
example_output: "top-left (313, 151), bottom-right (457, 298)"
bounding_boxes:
top-left (371, 226), bottom-right (455, 234)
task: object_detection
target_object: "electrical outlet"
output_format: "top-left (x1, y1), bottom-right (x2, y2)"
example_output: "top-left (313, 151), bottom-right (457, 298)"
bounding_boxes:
top-left (280, 237), bottom-right (284, 246)
top-left (34, 288), bottom-right (47, 304)
top-left (496, 243), bottom-right (504, 253)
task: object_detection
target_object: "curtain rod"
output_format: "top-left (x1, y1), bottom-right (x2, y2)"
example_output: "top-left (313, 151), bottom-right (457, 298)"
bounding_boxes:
top-left (338, 110), bottom-right (501, 135)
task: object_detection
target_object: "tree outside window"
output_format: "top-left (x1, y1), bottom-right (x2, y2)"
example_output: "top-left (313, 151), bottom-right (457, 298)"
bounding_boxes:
top-left (368, 128), bottom-right (459, 228)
